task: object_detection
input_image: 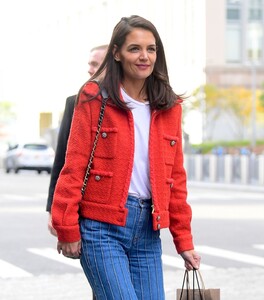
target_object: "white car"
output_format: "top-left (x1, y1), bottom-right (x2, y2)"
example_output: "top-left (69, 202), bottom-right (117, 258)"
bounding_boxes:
top-left (3, 142), bottom-right (55, 174)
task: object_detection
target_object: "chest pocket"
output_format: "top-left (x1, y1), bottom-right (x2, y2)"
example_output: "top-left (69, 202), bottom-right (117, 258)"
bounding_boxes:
top-left (92, 127), bottom-right (118, 159)
top-left (163, 134), bottom-right (178, 166)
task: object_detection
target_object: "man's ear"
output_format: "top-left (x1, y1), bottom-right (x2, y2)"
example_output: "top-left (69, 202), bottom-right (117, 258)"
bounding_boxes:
top-left (113, 45), bottom-right (120, 61)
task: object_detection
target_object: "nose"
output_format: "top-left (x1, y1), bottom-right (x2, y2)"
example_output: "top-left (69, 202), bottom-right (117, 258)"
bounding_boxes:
top-left (88, 66), bottom-right (95, 77)
top-left (139, 50), bottom-right (148, 60)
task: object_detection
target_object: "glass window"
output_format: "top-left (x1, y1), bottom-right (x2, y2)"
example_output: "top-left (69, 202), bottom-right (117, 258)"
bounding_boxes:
top-left (248, 0), bottom-right (263, 20)
top-left (226, 0), bottom-right (241, 20)
top-left (247, 23), bottom-right (263, 61)
top-left (24, 144), bottom-right (48, 150)
top-left (249, 9), bottom-right (262, 20)
top-left (227, 8), bottom-right (241, 19)
top-left (227, 0), bottom-right (241, 4)
top-left (226, 27), bottom-right (242, 62)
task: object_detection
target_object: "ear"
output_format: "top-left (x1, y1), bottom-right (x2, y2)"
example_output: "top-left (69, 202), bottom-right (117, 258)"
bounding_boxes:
top-left (113, 45), bottom-right (120, 61)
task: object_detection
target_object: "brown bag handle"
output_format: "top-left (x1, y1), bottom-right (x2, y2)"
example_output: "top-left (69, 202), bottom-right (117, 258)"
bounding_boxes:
top-left (179, 269), bottom-right (205, 300)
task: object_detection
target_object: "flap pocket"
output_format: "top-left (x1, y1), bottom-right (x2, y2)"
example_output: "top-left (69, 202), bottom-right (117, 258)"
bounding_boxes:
top-left (163, 134), bottom-right (179, 165)
top-left (91, 127), bottom-right (118, 159)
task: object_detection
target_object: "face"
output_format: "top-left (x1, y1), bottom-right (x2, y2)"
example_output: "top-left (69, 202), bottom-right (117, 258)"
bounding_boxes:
top-left (88, 49), bottom-right (106, 77)
top-left (114, 28), bottom-right (157, 83)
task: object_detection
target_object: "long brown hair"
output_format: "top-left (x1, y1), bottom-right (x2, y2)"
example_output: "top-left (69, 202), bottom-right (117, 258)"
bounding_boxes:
top-left (80, 15), bottom-right (181, 110)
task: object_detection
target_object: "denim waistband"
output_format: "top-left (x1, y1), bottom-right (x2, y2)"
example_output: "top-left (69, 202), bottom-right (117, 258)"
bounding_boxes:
top-left (127, 195), bottom-right (152, 208)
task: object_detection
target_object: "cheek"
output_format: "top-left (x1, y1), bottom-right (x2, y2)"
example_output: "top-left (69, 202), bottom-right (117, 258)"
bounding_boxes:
top-left (151, 54), bottom-right (157, 64)
top-left (121, 59), bottom-right (134, 72)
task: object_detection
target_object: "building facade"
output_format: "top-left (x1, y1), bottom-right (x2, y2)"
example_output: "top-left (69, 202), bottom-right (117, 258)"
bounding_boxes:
top-left (205, 0), bottom-right (264, 88)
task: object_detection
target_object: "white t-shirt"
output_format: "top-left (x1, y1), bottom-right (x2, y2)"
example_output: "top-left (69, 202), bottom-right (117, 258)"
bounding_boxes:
top-left (121, 88), bottom-right (151, 199)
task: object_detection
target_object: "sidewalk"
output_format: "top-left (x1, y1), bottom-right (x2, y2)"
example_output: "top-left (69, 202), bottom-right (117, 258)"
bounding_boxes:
top-left (188, 180), bottom-right (264, 193)
top-left (1, 267), bottom-right (264, 300)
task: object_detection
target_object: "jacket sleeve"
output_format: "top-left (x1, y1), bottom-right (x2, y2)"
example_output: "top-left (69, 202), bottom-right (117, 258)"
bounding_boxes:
top-left (51, 86), bottom-right (97, 242)
top-left (46, 96), bottom-right (75, 212)
top-left (169, 105), bottom-right (194, 253)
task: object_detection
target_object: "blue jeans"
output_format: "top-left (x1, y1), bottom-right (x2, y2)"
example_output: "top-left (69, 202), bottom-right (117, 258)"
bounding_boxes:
top-left (80, 195), bottom-right (165, 300)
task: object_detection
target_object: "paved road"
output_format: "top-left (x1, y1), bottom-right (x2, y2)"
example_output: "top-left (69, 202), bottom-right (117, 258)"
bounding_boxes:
top-left (0, 171), bottom-right (264, 299)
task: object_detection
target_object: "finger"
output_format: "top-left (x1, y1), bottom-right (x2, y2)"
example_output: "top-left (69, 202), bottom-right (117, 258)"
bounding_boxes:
top-left (193, 254), bottom-right (201, 269)
top-left (78, 241), bottom-right (82, 255)
top-left (57, 242), bottom-right (62, 254)
top-left (63, 246), bottom-right (76, 257)
top-left (185, 262), bottom-right (193, 271)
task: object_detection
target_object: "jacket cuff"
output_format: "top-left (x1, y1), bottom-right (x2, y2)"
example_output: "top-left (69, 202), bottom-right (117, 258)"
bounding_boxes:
top-left (174, 235), bottom-right (194, 253)
top-left (56, 225), bottom-right (81, 243)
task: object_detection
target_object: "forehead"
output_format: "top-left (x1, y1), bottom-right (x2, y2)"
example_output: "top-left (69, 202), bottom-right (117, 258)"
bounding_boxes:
top-left (89, 49), bottom-right (106, 62)
top-left (124, 28), bottom-right (156, 45)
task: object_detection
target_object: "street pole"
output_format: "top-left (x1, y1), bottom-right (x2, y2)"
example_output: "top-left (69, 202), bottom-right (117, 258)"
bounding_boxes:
top-left (251, 62), bottom-right (257, 149)
top-left (199, 85), bottom-right (206, 143)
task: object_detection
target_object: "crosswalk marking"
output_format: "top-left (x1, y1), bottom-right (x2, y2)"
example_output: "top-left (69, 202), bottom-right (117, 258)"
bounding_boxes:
top-left (196, 245), bottom-right (264, 267)
top-left (28, 248), bottom-right (82, 269)
top-left (29, 248), bottom-right (214, 271)
top-left (0, 259), bottom-right (33, 278)
top-left (253, 244), bottom-right (264, 250)
top-left (0, 244), bottom-right (263, 279)
top-left (162, 254), bottom-right (214, 270)
top-left (0, 194), bottom-right (47, 201)
top-left (0, 207), bottom-right (44, 213)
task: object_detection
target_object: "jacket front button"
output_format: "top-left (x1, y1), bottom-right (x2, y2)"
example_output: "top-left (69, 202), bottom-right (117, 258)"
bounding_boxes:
top-left (157, 224), bottom-right (161, 230)
top-left (156, 215), bottom-right (161, 221)
top-left (101, 132), bottom-right (107, 138)
top-left (170, 183), bottom-right (173, 188)
top-left (95, 175), bottom-right (101, 181)
top-left (170, 140), bottom-right (176, 146)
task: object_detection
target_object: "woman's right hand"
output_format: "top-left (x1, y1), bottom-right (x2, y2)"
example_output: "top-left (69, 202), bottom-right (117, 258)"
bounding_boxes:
top-left (180, 250), bottom-right (201, 270)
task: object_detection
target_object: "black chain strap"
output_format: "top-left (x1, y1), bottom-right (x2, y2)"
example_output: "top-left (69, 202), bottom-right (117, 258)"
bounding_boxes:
top-left (81, 88), bottom-right (108, 196)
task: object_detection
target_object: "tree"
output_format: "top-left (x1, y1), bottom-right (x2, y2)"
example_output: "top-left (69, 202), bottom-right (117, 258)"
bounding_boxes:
top-left (190, 84), bottom-right (263, 141)
top-left (0, 101), bottom-right (16, 139)
top-left (259, 83), bottom-right (264, 111)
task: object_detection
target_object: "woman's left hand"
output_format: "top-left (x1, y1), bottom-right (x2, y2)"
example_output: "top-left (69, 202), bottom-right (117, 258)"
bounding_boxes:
top-left (180, 250), bottom-right (201, 270)
top-left (57, 240), bottom-right (81, 259)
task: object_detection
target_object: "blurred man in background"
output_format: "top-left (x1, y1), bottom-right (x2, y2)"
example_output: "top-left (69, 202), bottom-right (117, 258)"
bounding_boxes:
top-left (46, 44), bottom-right (108, 235)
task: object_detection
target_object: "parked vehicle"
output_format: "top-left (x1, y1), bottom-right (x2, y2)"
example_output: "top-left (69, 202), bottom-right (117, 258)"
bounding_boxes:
top-left (3, 142), bottom-right (54, 174)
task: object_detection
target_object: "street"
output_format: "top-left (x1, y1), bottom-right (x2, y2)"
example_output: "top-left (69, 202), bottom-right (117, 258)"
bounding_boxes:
top-left (0, 170), bottom-right (264, 299)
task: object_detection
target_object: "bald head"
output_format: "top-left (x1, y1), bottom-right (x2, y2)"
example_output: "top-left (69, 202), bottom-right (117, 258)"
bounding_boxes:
top-left (88, 45), bottom-right (108, 77)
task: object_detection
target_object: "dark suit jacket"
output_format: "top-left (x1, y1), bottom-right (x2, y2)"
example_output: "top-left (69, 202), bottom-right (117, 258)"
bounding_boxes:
top-left (46, 95), bottom-right (76, 211)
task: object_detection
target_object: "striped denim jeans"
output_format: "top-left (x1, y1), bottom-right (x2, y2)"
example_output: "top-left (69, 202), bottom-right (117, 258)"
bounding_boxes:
top-left (80, 195), bottom-right (165, 300)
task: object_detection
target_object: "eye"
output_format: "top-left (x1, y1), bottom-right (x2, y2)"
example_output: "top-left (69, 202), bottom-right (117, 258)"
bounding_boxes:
top-left (129, 46), bottom-right (140, 52)
top-left (148, 46), bottom-right (157, 53)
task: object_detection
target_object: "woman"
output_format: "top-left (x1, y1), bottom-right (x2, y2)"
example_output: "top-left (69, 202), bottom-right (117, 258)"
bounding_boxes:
top-left (52, 15), bottom-right (201, 300)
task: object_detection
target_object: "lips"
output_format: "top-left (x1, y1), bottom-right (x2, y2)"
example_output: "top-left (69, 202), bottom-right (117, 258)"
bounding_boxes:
top-left (136, 64), bottom-right (150, 70)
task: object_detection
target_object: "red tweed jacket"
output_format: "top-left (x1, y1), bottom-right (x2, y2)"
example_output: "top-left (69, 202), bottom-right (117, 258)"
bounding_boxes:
top-left (51, 82), bottom-right (194, 253)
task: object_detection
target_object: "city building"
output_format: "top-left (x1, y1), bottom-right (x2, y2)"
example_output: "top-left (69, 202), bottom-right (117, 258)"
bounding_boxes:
top-left (201, 0), bottom-right (264, 144)
top-left (206, 0), bottom-right (264, 88)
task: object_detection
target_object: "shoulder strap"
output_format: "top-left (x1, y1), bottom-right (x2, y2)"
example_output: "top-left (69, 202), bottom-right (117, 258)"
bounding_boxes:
top-left (81, 88), bottom-right (108, 196)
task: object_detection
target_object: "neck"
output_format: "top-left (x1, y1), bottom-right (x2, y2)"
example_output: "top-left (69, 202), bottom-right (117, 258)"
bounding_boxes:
top-left (121, 81), bottom-right (147, 103)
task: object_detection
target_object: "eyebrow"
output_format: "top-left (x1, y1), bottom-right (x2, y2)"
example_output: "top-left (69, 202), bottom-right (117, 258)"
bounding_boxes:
top-left (127, 43), bottom-right (156, 47)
